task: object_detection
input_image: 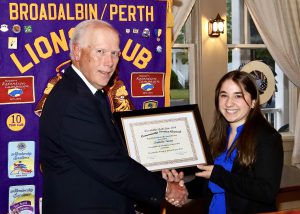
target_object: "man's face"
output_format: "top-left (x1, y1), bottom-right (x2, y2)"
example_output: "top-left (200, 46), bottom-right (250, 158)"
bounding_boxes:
top-left (74, 26), bottom-right (120, 89)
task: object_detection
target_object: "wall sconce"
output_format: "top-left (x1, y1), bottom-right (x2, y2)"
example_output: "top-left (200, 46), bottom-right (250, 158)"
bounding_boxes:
top-left (208, 13), bottom-right (225, 37)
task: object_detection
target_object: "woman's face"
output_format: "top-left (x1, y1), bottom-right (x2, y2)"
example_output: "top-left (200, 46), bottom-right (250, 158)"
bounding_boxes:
top-left (218, 79), bottom-right (255, 128)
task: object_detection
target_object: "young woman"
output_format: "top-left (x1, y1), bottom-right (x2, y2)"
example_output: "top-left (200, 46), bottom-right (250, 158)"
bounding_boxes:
top-left (163, 70), bottom-right (283, 213)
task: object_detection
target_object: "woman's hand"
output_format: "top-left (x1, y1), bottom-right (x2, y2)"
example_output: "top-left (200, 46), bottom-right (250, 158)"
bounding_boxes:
top-left (195, 164), bottom-right (214, 179)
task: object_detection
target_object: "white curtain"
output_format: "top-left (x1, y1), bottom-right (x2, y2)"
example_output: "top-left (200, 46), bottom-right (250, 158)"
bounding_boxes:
top-left (172, 0), bottom-right (196, 42)
top-left (245, 0), bottom-right (300, 169)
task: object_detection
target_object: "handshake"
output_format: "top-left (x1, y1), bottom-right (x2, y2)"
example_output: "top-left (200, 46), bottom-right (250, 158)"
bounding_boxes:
top-left (163, 169), bottom-right (188, 207)
top-left (162, 164), bottom-right (213, 207)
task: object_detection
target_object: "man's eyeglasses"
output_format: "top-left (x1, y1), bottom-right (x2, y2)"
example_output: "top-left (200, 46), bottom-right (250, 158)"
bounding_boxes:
top-left (90, 47), bottom-right (121, 59)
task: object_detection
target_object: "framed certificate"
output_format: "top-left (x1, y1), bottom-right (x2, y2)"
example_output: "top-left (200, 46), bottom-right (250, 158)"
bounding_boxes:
top-left (113, 104), bottom-right (212, 172)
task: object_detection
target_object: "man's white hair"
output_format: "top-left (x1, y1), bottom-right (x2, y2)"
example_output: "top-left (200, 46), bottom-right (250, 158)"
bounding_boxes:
top-left (69, 20), bottom-right (117, 60)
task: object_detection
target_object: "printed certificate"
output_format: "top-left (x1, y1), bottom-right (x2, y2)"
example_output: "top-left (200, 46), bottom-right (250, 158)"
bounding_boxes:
top-left (114, 105), bottom-right (212, 171)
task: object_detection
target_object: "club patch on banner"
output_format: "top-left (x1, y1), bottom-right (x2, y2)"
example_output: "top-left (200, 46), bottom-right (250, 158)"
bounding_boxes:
top-left (0, 24), bottom-right (9, 32)
top-left (0, 76), bottom-right (35, 104)
top-left (131, 72), bottom-right (164, 97)
top-left (8, 141), bottom-right (35, 179)
top-left (6, 113), bottom-right (26, 132)
top-left (9, 185), bottom-right (35, 214)
top-left (8, 37), bottom-right (18, 49)
top-left (143, 100), bottom-right (158, 109)
top-left (154, 28), bottom-right (162, 41)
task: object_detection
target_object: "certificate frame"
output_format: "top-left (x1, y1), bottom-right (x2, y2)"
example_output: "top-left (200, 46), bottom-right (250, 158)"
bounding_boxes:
top-left (113, 104), bottom-right (213, 172)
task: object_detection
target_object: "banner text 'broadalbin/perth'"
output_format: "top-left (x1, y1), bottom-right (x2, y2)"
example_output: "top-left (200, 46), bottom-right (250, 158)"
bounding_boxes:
top-left (9, 3), bottom-right (154, 22)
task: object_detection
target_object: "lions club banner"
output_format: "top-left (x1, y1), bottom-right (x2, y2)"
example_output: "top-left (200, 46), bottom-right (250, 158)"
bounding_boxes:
top-left (0, 0), bottom-right (169, 213)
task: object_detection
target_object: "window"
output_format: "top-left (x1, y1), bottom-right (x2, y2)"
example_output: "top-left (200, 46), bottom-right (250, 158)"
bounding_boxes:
top-left (227, 0), bottom-right (297, 134)
top-left (171, 14), bottom-right (196, 106)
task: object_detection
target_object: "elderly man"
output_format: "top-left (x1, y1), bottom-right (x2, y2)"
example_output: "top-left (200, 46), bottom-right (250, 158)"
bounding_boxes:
top-left (39, 19), bottom-right (187, 214)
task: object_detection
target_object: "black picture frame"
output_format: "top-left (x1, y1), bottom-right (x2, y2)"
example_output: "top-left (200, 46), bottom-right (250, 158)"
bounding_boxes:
top-left (113, 104), bottom-right (213, 174)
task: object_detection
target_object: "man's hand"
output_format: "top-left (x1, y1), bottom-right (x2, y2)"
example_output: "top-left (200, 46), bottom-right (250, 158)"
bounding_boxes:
top-left (162, 169), bottom-right (184, 182)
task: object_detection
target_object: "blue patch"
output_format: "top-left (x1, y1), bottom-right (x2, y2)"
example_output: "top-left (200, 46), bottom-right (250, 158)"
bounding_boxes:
top-left (141, 83), bottom-right (154, 91)
top-left (8, 88), bottom-right (23, 97)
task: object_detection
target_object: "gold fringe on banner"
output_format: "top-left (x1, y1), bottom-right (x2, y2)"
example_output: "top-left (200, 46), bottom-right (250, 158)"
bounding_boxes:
top-left (107, 79), bottom-right (135, 112)
top-left (34, 60), bottom-right (71, 117)
top-left (164, 0), bottom-right (173, 107)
